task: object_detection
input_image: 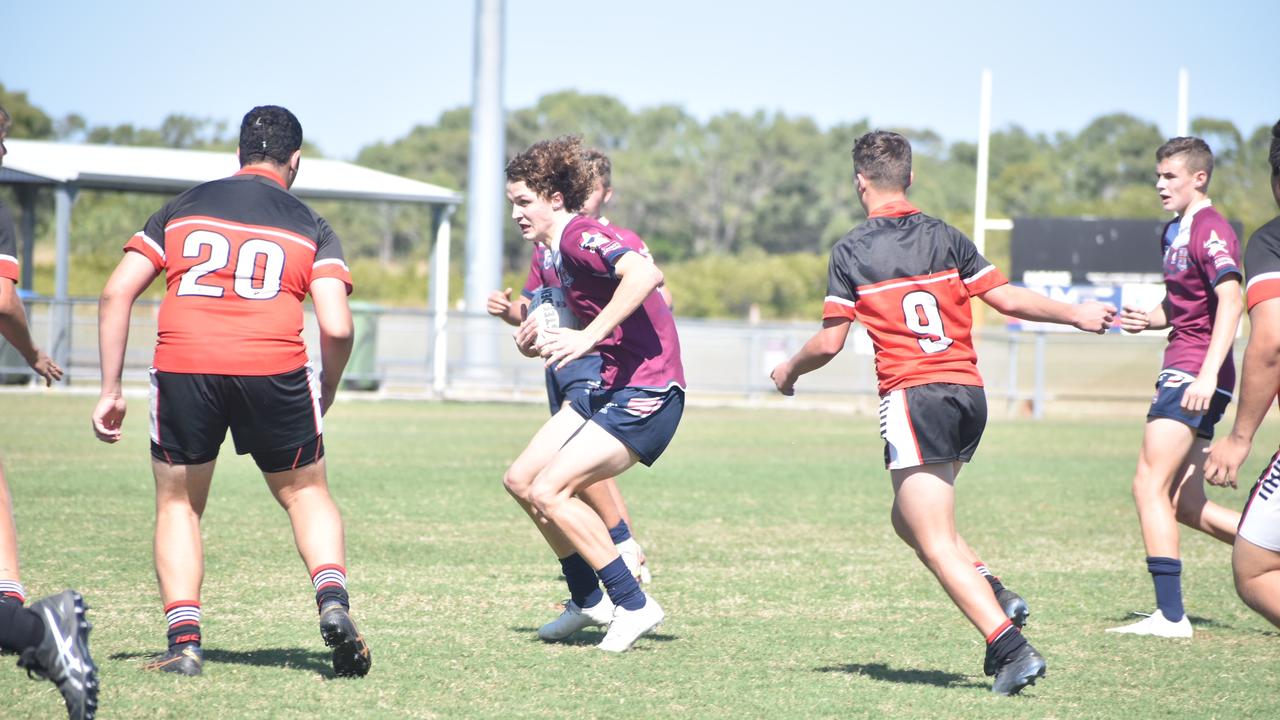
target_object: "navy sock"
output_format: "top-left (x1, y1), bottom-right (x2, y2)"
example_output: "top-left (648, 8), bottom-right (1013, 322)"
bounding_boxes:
top-left (0, 601), bottom-right (44, 653)
top-left (608, 519), bottom-right (632, 544)
top-left (1147, 556), bottom-right (1184, 622)
top-left (598, 556), bottom-right (646, 611)
top-left (559, 554), bottom-right (604, 608)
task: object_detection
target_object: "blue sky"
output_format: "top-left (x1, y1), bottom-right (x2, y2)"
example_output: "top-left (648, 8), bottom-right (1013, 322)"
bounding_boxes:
top-left (4, 0), bottom-right (1276, 161)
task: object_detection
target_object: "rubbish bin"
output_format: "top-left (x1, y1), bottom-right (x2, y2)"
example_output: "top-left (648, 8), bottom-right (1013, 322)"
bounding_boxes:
top-left (343, 301), bottom-right (382, 391)
top-left (0, 289), bottom-right (35, 384)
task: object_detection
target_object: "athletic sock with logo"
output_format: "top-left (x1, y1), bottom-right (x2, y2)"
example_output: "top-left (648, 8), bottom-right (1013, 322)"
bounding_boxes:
top-left (974, 561), bottom-right (1006, 594)
top-left (164, 600), bottom-right (202, 651)
top-left (598, 556), bottom-right (646, 611)
top-left (312, 564), bottom-right (350, 611)
top-left (1147, 556), bottom-right (1185, 622)
top-left (608, 519), bottom-right (632, 544)
top-left (559, 553), bottom-right (605, 608)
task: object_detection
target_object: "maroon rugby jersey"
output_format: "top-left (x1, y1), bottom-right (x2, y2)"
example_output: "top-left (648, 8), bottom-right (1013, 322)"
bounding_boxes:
top-left (553, 215), bottom-right (685, 391)
top-left (1159, 200), bottom-right (1241, 391)
top-left (124, 167), bottom-right (353, 376)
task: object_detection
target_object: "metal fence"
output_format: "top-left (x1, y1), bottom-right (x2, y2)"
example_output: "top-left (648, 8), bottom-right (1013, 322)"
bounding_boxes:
top-left (1, 297), bottom-right (1192, 418)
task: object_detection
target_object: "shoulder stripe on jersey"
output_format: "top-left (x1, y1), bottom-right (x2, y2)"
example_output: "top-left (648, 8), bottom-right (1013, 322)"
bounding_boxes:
top-left (166, 217), bottom-right (317, 253)
top-left (1246, 271), bottom-right (1280, 292)
top-left (313, 258), bottom-right (350, 272)
top-left (824, 294), bottom-right (856, 308)
top-left (136, 232), bottom-right (166, 260)
top-left (963, 265), bottom-right (997, 285)
top-left (858, 270), bottom-right (959, 296)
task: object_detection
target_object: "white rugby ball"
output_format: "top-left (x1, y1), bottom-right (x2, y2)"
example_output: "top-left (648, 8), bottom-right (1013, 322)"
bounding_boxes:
top-left (532, 286), bottom-right (578, 345)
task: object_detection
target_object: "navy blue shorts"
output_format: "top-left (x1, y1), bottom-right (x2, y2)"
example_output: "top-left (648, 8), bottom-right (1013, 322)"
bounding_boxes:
top-left (569, 386), bottom-right (685, 466)
top-left (544, 355), bottom-right (602, 415)
top-left (1146, 369), bottom-right (1231, 440)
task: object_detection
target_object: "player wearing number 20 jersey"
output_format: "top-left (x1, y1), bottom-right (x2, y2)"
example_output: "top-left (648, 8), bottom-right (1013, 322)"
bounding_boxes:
top-left (124, 166), bottom-right (353, 375)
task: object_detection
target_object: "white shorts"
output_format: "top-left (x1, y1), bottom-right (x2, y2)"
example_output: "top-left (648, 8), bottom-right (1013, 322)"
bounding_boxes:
top-left (1239, 449), bottom-right (1280, 552)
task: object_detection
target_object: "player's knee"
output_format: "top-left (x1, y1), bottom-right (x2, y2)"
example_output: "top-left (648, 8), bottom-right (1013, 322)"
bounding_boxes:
top-left (503, 466), bottom-right (535, 501)
top-left (527, 482), bottom-right (565, 519)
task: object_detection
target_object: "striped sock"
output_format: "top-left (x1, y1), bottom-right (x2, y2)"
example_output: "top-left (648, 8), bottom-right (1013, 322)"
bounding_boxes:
top-left (984, 619), bottom-right (1028, 674)
top-left (312, 563), bottom-right (350, 611)
top-left (974, 561), bottom-right (1006, 594)
top-left (164, 600), bottom-right (202, 650)
top-left (0, 579), bottom-right (26, 605)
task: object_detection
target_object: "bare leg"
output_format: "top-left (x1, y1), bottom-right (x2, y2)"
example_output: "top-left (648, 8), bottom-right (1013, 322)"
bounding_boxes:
top-left (890, 463), bottom-right (1008, 637)
top-left (0, 466), bottom-right (20, 585)
top-left (504, 408), bottom-right (598, 558)
top-left (1171, 439), bottom-right (1240, 545)
top-left (152, 459), bottom-right (216, 605)
top-left (526, 422), bottom-right (638, 570)
top-left (264, 458), bottom-right (346, 572)
top-left (1133, 419), bottom-right (1198, 559)
top-left (1233, 537), bottom-right (1280, 628)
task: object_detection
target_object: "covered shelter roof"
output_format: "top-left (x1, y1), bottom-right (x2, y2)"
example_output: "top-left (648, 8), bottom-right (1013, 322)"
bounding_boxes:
top-left (0, 139), bottom-right (463, 205)
top-left (0, 140), bottom-right (462, 393)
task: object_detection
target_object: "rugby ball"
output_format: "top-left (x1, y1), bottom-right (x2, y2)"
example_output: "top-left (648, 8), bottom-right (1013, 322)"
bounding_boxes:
top-left (532, 286), bottom-right (578, 345)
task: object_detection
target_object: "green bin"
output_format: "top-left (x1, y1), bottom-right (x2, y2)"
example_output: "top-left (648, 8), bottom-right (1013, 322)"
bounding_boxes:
top-left (343, 301), bottom-right (382, 391)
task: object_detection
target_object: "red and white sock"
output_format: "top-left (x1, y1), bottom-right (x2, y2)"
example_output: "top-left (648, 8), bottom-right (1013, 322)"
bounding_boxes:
top-left (165, 600), bottom-right (202, 649)
top-left (311, 564), bottom-right (350, 611)
top-left (0, 579), bottom-right (26, 605)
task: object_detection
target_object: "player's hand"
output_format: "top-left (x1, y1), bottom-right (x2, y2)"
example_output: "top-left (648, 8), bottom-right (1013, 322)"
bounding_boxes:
top-left (320, 382), bottom-right (339, 416)
top-left (1180, 375), bottom-right (1215, 415)
top-left (770, 363), bottom-right (796, 396)
top-left (513, 316), bottom-right (540, 358)
top-left (1205, 434), bottom-right (1250, 488)
top-left (1072, 301), bottom-right (1116, 334)
top-left (27, 349), bottom-right (63, 386)
top-left (486, 288), bottom-right (513, 317)
top-left (540, 326), bottom-right (595, 370)
top-left (1119, 304), bottom-right (1150, 334)
top-left (91, 393), bottom-right (127, 443)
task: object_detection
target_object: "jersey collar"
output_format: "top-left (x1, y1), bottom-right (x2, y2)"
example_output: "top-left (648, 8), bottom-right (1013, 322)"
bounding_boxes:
top-left (1179, 197), bottom-right (1213, 223)
top-left (235, 165), bottom-right (288, 189)
top-left (867, 199), bottom-right (920, 219)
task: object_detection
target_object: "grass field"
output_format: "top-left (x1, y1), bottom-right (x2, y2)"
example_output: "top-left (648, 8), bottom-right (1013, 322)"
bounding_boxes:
top-left (0, 393), bottom-right (1277, 719)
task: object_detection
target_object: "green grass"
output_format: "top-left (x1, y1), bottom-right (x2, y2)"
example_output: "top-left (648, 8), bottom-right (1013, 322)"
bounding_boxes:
top-left (1, 394), bottom-right (1278, 719)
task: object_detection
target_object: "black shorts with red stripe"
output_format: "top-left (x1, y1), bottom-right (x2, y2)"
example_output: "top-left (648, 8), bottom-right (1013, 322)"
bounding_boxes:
top-left (878, 382), bottom-right (986, 470)
top-left (149, 365), bottom-right (324, 472)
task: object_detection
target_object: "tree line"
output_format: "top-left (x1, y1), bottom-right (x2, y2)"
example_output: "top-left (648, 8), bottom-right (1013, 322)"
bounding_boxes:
top-left (1, 83), bottom-right (1275, 318)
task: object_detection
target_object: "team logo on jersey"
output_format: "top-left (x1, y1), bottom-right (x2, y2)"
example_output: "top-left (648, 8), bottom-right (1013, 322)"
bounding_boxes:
top-left (1164, 244), bottom-right (1190, 273)
top-left (1204, 230), bottom-right (1229, 257)
top-left (541, 249), bottom-right (554, 270)
top-left (579, 231), bottom-right (612, 252)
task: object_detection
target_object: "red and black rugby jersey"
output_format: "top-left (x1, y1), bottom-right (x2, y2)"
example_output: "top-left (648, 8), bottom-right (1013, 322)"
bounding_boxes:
top-left (124, 167), bottom-right (353, 375)
top-left (1245, 216), bottom-right (1280, 311)
top-left (0, 200), bottom-right (19, 282)
top-left (822, 201), bottom-right (1007, 393)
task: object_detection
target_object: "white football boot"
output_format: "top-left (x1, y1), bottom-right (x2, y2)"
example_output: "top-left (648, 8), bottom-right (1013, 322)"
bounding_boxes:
top-left (1105, 609), bottom-right (1192, 638)
top-left (597, 594), bottom-right (664, 652)
top-left (538, 595), bottom-right (615, 642)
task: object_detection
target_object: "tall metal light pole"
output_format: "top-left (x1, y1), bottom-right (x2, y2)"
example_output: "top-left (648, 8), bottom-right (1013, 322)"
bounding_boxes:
top-left (463, 0), bottom-right (506, 374)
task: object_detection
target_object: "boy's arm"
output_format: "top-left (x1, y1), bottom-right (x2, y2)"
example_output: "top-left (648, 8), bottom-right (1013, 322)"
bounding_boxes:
top-left (1181, 278), bottom-right (1243, 414)
top-left (978, 284), bottom-right (1115, 333)
top-left (1206, 296), bottom-right (1280, 487)
top-left (770, 318), bottom-right (852, 396)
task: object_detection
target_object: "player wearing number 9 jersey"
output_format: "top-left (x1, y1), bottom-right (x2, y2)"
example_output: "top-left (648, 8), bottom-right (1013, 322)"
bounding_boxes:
top-left (92, 106), bottom-right (371, 680)
top-left (771, 131), bottom-right (1114, 695)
